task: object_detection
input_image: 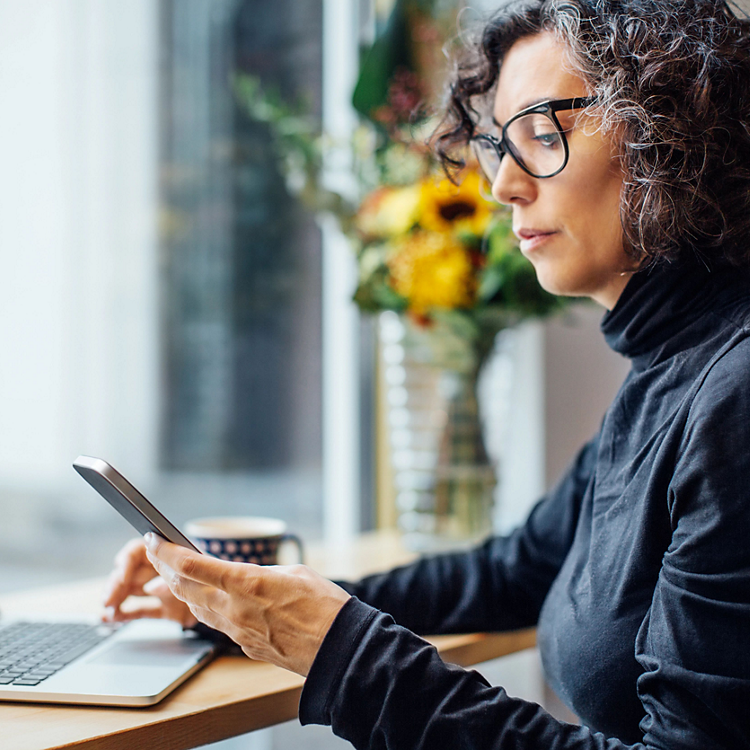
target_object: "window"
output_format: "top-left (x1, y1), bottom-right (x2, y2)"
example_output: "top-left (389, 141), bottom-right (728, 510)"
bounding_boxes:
top-left (0, 0), bottom-right (351, 591)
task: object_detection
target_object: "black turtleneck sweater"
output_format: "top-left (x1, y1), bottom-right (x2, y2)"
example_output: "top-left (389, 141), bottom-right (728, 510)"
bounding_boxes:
top-left (299, 258), bottom-right (750, 749)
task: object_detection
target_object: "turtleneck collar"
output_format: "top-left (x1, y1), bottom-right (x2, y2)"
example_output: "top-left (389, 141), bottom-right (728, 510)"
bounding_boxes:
top-left (600, 256), bottom-right (745, 368)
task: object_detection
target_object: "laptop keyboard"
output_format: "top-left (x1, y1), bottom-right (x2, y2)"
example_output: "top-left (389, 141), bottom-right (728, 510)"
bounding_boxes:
top-left (0, 622), bottom-right (114, 687)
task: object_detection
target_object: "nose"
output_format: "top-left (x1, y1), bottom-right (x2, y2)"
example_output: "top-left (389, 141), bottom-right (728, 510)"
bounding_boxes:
top-left (490, 152), bottom-right (537, 206)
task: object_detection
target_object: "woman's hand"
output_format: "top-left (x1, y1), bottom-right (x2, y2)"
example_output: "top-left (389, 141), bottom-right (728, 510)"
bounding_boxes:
top-left (144, 533), bottom-right (351, 676)
top-left (102, 538), bottom-right (198, 628)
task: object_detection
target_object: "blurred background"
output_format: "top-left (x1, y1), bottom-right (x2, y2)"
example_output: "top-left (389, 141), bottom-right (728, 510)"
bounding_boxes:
top-left (0, 0), bottom-right (638, 747)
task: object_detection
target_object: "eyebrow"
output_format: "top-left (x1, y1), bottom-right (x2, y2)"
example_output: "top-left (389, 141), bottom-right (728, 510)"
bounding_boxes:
top-left (492, 96), bottom-right (552, 128)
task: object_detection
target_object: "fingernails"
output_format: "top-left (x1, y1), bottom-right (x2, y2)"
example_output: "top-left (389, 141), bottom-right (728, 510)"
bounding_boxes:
top-left (144, 532), bottom-right (156, 548)
top-left (143, 578), bottom-right (160, 594)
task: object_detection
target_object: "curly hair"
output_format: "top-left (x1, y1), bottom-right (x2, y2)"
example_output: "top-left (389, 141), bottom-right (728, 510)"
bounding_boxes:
top-left (435, 0), bottom-right (750, 268)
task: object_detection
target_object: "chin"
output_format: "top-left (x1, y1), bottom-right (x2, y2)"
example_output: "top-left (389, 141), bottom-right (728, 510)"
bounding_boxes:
top-left (530, 265), bottom-right (576, 298)
top-left (528, 258), bottom-right (596, 299)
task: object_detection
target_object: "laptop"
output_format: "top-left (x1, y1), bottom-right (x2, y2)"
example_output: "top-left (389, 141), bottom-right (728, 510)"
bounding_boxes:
top-left (0, 456), bottom-right (223, 707)
top-left (0, 614), bottom-right (218, 707)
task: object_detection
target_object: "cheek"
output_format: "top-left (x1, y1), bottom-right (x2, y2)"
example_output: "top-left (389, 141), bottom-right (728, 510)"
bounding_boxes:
top-left (560, 164), bottom-right (624, 250)
top-left (591, 177), bottom-right (625, 257)
top-left (528, 175), bottom-right (626, 297)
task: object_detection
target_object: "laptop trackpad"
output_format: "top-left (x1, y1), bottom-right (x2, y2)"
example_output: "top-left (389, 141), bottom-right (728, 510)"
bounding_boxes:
top-left (89, 639), bottom-right (207, 666)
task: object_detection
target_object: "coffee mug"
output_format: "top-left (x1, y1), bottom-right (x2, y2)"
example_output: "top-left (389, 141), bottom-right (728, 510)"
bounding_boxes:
top-left (184, 516), bottom-right (303, 565)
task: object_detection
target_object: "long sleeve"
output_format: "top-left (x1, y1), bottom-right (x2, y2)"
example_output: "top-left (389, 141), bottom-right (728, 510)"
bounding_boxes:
top-left (299, 340), bottom-right (750, 750)
top-left (337, 434), bottom-right (599, 635)
top-left (300, 596), bottom-right (630, 750)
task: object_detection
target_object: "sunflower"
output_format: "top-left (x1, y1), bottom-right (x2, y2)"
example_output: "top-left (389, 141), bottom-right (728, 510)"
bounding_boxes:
top-left (387, 231), bottom-right (476, 313)
top-left (419, 171), bottom-right (495, 236)
top-left (356, 184), bottom-right (422, 239)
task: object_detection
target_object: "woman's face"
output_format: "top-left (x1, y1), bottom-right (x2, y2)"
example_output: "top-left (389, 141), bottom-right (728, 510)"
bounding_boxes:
top-left (491, 32), bottom-right (631, 309)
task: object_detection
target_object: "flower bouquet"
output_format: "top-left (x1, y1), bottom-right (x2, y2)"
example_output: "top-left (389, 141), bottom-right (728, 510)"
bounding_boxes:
top-left (352, 162), bottom-right (564, 372)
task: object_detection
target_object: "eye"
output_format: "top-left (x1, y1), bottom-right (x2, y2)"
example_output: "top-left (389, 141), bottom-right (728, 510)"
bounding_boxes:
top-left (508, 113), bottom-right (561, 151)
top-left (532, 131), bottom-right (560, 149)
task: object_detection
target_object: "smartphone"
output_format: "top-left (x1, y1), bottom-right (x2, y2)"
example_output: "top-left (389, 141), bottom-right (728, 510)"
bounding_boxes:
top-left (72, 455), bottom-right (202, 553)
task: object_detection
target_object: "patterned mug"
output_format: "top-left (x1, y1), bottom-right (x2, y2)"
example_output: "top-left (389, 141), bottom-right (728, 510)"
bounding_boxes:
top-left (184, 517), bottom-right (303, 565)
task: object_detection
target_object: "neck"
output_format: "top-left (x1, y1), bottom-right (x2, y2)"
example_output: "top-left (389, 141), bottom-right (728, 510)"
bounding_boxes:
top-left (590, 272), bottom-right (635, 310)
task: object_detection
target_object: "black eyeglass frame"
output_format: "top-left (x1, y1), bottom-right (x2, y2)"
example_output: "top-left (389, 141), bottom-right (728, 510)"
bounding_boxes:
top-left (471, 96), bottom-right (596, 180)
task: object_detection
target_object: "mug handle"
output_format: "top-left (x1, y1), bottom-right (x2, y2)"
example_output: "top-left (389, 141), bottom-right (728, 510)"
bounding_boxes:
top-left (279, 533), bottom-right (304, 564)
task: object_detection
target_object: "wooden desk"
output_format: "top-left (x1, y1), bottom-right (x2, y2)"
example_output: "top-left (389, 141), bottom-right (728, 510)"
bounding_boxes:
top-left (0, 531), bottom-right (535, 750)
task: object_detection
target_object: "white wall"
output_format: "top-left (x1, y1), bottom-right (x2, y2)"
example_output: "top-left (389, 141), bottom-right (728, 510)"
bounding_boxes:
top-left (482, 306), bottom-right (629, 535)
top-left (0, 0), bottom-right (159, 495)
top-left (544, 305), bottom-right (629, 488)
top-left (483, 323), bottom-right (547, 534)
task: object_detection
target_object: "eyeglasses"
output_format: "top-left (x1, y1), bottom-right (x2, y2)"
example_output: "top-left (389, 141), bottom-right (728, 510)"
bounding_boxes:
top-left (470, 97), bottom-right (595, 182)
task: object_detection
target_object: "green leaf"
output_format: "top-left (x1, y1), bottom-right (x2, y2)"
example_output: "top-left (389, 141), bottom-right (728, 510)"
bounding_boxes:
top-left (431, 309), bottom-right (480, 341)
top-left (352, 0), bottom-right (413, 120)
top-left (373, 285), bottom-right (409, 310)
top-left (477, 264), bottom-right (504, 302)
top-left (485, 216), bottom-right (516, 261)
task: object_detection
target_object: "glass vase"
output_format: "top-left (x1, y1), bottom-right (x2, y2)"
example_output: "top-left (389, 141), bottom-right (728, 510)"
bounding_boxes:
top-left (380, 312), bottom-right (502, 551)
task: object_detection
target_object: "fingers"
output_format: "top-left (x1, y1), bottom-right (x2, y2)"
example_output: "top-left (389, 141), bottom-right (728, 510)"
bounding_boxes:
top-left (185, 604), bottom-right (236, 641)
top-left (145, 536), bottom-right (232, 615)
top-left (114, 537), bottom-right (146, 569)
top-left (140, 541), bottom-right (351, 675)
top-left (103, 603), bottom-right (166, 623)
top-left (145, 533), bottom-right (244, 591)
top-left (103, 568), bottom-right (157, 609)
top-left (103, 542), bottom-right (139, 607)
top-left (101, 537), bottom-right (206, 628)
top-left (102, 578), bottom-right (199, 628)
top-left (103, 538), bottom-right (155, 609)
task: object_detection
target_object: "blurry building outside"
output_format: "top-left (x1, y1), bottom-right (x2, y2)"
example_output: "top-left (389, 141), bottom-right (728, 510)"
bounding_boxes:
top-left (0, 0), bottom-right (355, 592)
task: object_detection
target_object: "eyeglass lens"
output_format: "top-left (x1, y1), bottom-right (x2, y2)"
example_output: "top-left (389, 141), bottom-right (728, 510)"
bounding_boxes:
top-left (472, 112), bottom-right (566, 181)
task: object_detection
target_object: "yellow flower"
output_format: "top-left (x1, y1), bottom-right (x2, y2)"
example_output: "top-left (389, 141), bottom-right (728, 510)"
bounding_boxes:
top-left (419, 171), bottom-right (495, 236)
top-left (356, 184), bottom-right (422, 239)
top-left (388, 232), bottom-right (476, 313)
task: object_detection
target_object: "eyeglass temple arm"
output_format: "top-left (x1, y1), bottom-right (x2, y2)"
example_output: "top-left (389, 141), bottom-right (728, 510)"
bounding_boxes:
top-left (548, 96), bottom-right (596, 112)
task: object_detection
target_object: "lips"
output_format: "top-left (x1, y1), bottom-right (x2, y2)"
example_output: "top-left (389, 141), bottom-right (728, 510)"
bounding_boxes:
top-left (515, 227), bottom-right (558, 253)
top-left (515, 228), bottom-right (556, 240)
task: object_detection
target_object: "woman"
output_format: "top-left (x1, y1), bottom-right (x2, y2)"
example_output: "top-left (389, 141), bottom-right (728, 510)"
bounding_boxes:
top-left (103, 1), bottom-right (750, 747)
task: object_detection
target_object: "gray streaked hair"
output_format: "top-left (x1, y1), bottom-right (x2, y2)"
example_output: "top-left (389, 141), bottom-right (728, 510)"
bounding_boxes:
top-left (436, 0), bottom-right (750, 269)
